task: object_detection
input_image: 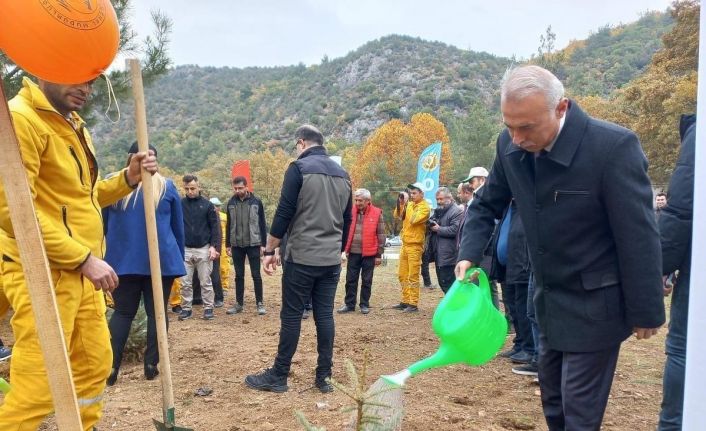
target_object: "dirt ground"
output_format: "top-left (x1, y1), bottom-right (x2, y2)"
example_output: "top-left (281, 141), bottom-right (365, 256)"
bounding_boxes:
top-left (0, 254), bottom-right (667, 431)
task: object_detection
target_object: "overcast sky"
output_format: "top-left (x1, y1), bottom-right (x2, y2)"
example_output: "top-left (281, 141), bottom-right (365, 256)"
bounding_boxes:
top-left (125, 0), bottom-right (674, 68)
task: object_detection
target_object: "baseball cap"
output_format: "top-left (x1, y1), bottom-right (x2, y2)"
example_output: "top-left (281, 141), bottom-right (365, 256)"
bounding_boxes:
top-left (462, 166), bottom-right (489, 182)
top-left (407, 182), bottom-right (424, 192)
top-left (209, 197), bottom-right (222, 206)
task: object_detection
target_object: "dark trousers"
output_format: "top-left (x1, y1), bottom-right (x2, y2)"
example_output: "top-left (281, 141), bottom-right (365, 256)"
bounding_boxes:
top-left (659, 274), bottom-right (690, 430)
top-left (232, 246), bottom-right (263, 305)
top-left (344, 253), bottom-right (375, 308)
top-left (273, 261), bottom-right (340, 380)
top-left (538, 332), bottom-right (620, 430)
top-left (421, 254), bottom-right (432, 286)
top-left (192, 257), bottom-right (223, 302)
top-left (502, 282), bottom-right (534, 355)
top-left (108, 275), bottom-right (175, 370)
top-left (527, 274), bottom-right (540, 363)
top-left (434, 264), bottom-right (455, 294)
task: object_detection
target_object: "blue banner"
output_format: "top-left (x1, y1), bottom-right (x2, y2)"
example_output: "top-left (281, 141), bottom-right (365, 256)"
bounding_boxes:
top-left (416, 142), bottom-right (442, 208)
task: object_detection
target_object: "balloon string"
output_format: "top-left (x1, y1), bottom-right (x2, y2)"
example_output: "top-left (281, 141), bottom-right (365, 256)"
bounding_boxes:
top-left (102, 73), bottom-right (121, 124)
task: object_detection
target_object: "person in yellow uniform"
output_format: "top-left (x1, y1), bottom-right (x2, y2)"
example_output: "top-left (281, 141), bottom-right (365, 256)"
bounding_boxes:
top-left (391, 182), bottom-right (430, 312)
top-left (0, 77), bottom-right (157, 430)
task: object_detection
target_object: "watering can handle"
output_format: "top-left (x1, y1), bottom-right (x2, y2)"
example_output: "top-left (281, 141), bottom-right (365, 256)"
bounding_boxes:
top-left (464, 268), bottom-right (491, 301)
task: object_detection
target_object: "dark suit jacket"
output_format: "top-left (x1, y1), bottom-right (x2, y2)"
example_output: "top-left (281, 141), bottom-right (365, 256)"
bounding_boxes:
top-left (458, 101), bottom-right (665, 352)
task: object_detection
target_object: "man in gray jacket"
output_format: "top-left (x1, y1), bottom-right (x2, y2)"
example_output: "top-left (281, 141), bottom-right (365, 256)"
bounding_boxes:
top-left (245, 125), bottom-right (352, 394)
top-left (427, 187), bottom-right (462, 293)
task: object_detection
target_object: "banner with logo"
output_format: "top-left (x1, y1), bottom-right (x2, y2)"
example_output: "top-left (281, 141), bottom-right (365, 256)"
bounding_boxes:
top-left (416, 142), bottom-right (442, 208)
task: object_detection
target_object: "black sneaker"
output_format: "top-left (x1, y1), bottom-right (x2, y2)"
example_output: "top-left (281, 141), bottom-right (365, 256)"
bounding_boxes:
top-left (178, 309), bottom-right (192, 321)
top-left (360, 305), bottom-right (370, 315)
top-left (144, 364), bottom-right (160, 380)
top-left (499, 347), bottom-right (520, 358)
top-left (302, 309), bottom-right (310, 319)
top-left (171, 305), bottom-right (182, 314)
top-left (106, 368), bottom-right (119, 386)
top-left (510, 350), bottom-right (532, 364)
top-left (214, 300), bottom-right (224, 308)
top-left (315, 377), bottom-right (334, 393)
top-left (0, 346), bottom-right (12, 362)
top-left (390, 303), bottom-right (407, 310)
top-left (203, 309), bottom-right (215, 320)
top-left (512, 362), bottom-right (539, 377)
top-left (245, 368), bottom-right (288, 393)
top-left (337, 305), bottom-right (354, 313)
top-left (403, 305), bottom-right (418, 313)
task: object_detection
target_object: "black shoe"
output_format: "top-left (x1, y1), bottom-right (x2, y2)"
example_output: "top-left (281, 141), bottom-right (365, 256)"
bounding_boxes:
top-left (512, 362), bottom-right (539, 376)
top-left (203, 309), bottom-right (215, 320)
top-left (245, 368), bottom-right (288, 393)
top-left (226, 304), bottom-right (243, 315)
top-left (499, 347), bottom-right (520, 358)
top-left (315, 377), bottom-right (334, 393)
top-left (178, 309), bottom-right (192, 321)
top-left (337, 305), bottom-right (354, 313)
top-left (214, 300), bottom-right (224, 308)
top-left (144, 364), bottom-right (159, 380)
top-left (302, 309), bottom-right (310, 319)
top-left (360, 305), bottom-right (370, 315)
top-left (390, 303), bottom-right (407, 310)
top-left (403, 305), bottom-right (418, 313)
top-left (510, 350), bottom-right (533, 364)
top-left (171, 305), bottom-right (182, 314)
top-left (106, 368), bottom-right (119, 386)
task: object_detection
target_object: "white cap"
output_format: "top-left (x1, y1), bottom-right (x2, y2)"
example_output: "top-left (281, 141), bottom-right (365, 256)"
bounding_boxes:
top-left (407, 182), bottom-right (424, 192)
top-left (462, 166), bottom-right (489, 182)
top-left (209, 197), bottom-right (222, 206)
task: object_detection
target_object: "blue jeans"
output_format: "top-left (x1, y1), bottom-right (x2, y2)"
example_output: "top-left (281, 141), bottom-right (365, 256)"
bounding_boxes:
top-left (273, 261), bottom-right (341, 380)
top-left (527, 273), bottom-right (540, 364)
top-left (659, 273), bottom-right (690, 430)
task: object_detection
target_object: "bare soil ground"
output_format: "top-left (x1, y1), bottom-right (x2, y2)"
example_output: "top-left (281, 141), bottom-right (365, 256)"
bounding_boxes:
top-left (0, 255), bottom-right (667, 431)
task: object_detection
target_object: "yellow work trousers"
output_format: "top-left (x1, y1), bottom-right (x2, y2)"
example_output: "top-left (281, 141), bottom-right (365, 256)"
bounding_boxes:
top-left (169, 277), bottom-right (182, 307)
top-left (398, 244), bottom-right (423, 307)
top-left (0, 264), bottom-right (9, 319)
top-left (0, 260), bottom-right (111, 431)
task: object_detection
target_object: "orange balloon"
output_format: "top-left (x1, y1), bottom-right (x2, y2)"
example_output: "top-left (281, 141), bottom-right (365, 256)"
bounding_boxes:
top-left (0, 0), bottom-right (120, 85)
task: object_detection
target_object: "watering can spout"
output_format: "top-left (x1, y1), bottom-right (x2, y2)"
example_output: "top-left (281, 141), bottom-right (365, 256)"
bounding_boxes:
top-left (381, 343), bottom-right (464, 387)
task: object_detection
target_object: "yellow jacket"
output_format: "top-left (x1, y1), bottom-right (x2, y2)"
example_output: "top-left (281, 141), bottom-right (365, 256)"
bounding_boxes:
top-left (395, 199), bottom-right (430, 246)
top-left (0, 78), bottom-right (133, 270)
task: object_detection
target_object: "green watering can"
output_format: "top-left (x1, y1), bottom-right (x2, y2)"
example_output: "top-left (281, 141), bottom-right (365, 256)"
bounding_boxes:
top-left (382, 268), bottom-right (507, 387)
top-left (0, 377), bottom-right (10, 395)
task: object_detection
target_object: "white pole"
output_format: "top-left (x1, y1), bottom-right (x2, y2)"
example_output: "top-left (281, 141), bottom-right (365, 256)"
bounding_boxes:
top-left (682, 5), bottom-right (706, 428)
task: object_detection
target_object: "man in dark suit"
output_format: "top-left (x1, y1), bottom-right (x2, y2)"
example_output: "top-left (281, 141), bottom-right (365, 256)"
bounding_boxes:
top-left (456, 65), bottom-right (665, 430)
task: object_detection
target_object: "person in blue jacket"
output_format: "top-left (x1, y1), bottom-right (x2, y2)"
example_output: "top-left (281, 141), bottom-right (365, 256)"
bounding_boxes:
top-left (104, 142), bottom-right (186, 385)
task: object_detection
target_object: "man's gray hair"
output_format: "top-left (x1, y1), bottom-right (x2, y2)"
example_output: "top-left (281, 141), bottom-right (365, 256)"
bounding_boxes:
top-left (354, 188), bottom-right (371, 200)
top-left (295, 124), bottom-right (324, 146)
top-left (436, 187), bottom-right (452, 198)
top-left (501, 65), bottom-right (565, 110)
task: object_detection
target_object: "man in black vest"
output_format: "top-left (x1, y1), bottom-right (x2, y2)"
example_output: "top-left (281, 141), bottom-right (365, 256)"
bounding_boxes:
top-left (245, 125), bottom-right (352, 394)
top-left (456, 65), bottom-right (664, 430)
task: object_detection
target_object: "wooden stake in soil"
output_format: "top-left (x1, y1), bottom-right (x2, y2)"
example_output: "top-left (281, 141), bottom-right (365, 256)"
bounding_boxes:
top-left (0, 80), bottom-right (83, 428)
top-left (127, 59), bottom-right (192, 431)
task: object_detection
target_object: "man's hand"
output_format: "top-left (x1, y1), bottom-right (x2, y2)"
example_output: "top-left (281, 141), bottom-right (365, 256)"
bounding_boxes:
top-left (633, 327), bottom-right (660, 340)
top-left (208, 246), bottom-right (220, 261)
top-left (454, 260), bottom-right (475, 280)
top-left (125, 149), bottom-right (158, 187)
top-left (341, 252), bottom-right (347, 262)
top-left (374, 257), bottom-right (382, 266)
top-left (226, 248), bottom-right (232, 257)
top-left (263, 254), bottom-right (278, 275)
top-left (80, 255), bottom-right (118, 293)
top-left (662, 275), bottom-right (674, 297)
top-left (430, 223), bottom-right (440, 232)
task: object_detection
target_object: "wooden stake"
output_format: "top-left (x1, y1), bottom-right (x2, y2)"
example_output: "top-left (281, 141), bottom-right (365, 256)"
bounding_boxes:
top-left (127, 58), bottom-right (179, 428)
top-left (0, 81), bottom-right (83, 428)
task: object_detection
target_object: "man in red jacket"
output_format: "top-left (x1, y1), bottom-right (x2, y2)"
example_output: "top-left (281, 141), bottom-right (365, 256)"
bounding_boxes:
top-left (338, 188), bottom-right (385, 314)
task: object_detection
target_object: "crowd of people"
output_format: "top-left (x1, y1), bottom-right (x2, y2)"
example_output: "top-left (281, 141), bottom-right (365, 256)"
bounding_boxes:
top-left (0, 64), bottom-right (695, 431)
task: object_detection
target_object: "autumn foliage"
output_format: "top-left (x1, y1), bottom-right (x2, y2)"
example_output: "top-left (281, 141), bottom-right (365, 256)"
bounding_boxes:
top-left (350, 113), bottom-right (452, 189)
